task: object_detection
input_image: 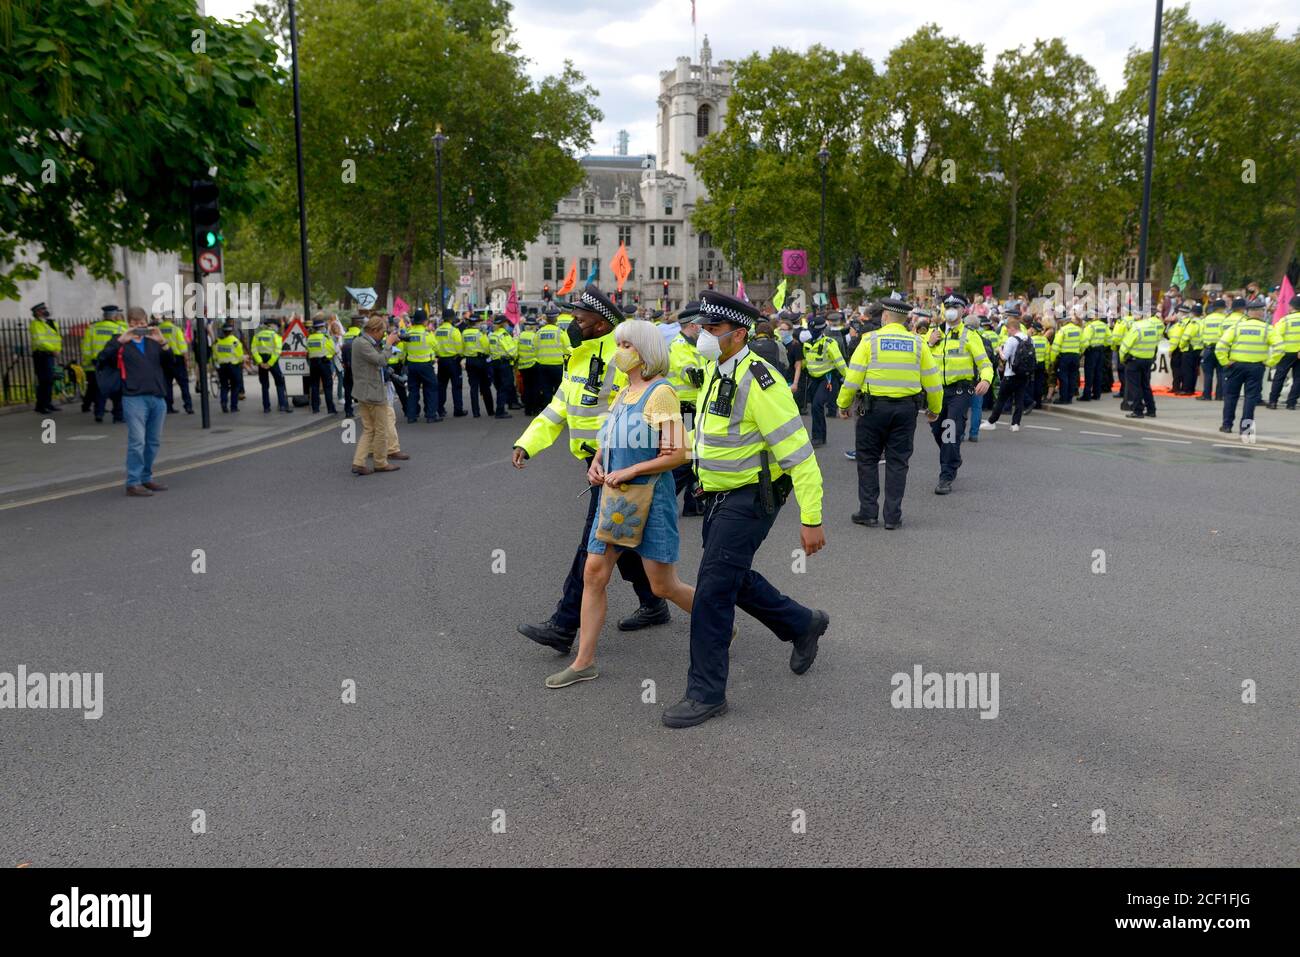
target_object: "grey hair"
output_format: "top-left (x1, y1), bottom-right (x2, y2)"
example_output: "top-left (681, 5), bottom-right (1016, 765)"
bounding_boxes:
top-left (614, 319), bottom-right (670, 378)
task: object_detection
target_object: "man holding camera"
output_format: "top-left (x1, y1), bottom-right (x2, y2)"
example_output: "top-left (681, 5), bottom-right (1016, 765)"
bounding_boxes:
top-left (350, 315), bottom-right (410, 475)
top-left (99, 307), bottom-right (171, 496)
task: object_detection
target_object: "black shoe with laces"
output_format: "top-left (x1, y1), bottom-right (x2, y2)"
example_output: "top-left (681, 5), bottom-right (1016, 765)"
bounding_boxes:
top-left (617, 600), bottom-right (670, 632)
top-left (661, 697), bottom-right (728, 728)
top-left (517, 619), bottom-right (575, 653)
top-left (790, 610), bottom-right (829, 675)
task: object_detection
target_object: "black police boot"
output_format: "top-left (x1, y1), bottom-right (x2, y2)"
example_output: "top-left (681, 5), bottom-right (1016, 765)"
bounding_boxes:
top-left (790, 610), bottom-right (829, 675)
top-left (1218, 426), bottom-right (1233, 433)
top-left (453, 410), bottom-right (468, 417)
top-left (661, 697), bottom-right (728, 729)
top-left (494, 411), bottom-right (512, 419)
top-left (518, 619), bottom-right (575, 653)
top-left (884, 520), bottom-right (903, 530)
top-left (935, 479), bottom-right (953, 495)
top-left (618, 600), bottom-right (670, 632)
top-left (1266, 401), bottom-right (1278, 409)
top-left (851, 512), bottom-right (878, 527)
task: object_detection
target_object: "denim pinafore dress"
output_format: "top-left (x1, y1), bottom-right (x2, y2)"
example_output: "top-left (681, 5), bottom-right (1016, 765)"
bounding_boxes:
top-left (586, 379), bottom-right (680, 564)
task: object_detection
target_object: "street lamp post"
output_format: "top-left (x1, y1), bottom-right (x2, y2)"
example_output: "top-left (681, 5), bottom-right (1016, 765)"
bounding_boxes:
top-left (467, 187), bottom-right (475, 310)
top-left (728, 203), bottom-right (737, 289)
top-left (434, 125), bottom-right (447, 314)
top-left (817, 144), bottom-right (830, 303)
top-left (1136, 0), bottom-right (1163, 315)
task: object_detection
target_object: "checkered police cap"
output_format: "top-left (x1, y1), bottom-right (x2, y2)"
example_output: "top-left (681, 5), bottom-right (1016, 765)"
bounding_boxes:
top-left (574, 284), bottom-right (624, 325)
top-left (697, 290), bottom-right (759, 328)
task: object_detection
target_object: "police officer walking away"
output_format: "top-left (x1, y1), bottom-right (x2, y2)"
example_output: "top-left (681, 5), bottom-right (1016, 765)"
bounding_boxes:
top-left (28, 302), bottom-right (62, 413)
top-left (794, 314), bottom-right (847, 447)
top-left (1217, 298), bottom-right (1271, 434)
top-left (1119, 309), bottom-right (1162, 419)
top-left (926, 294), bottom-right (991, 493)
top-left (662, 290), bottom-right (829, 729)
top-left (838, 299), bottom-right (942, 529)
top-left (212, 322), bottom-right (245, 413)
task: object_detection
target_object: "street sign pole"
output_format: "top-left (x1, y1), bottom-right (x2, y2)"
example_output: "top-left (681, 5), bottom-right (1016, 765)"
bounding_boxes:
top-left (189, 180), bottom-right (212, 430)
top-left (1136, 0), bottom-right (1164, 315)
top-left (288, 0), bottom-right (312, 330)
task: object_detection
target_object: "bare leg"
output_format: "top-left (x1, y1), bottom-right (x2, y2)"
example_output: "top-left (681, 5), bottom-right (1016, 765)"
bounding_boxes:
top-left (642, 559), bottom-right (694, 615)
top-left (575, 549), bottom-right (618, 669)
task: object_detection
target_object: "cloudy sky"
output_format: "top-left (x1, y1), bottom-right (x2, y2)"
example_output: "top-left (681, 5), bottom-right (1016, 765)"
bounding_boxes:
top-left (206, 0), bottom-right (1298, 157)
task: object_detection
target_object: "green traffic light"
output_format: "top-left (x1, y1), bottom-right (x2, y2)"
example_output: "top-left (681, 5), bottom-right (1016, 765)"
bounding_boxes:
top-left (204, 231), bottom-right (217, 248)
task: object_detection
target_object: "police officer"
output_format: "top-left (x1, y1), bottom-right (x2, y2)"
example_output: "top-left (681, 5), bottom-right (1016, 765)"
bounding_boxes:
top-left (341, 313), bottom-right (363, 417)
top-left (838, 298), bottom-right (942, 529)
top-left (926, 294), bottom-right (992, 494)
top-left (1110, 309), bottom-right (1133, 401)
top-left (516, 314), bottom-right (540, 415)
top-left (1029, 320), bottom-right (1050, 409)
top-left (512, 285), bottom-right (669, 653)
top-left (461, 314), bottom-right (495, 417)
top-left (488, 315), bottom-right (515, 420)
top-left (795, 313), bottom-right (848, 447)
top-left (534, 305), bottom-right (568, 404)
top-left (28, 302), bottom-right (63, 413)
top-left (157, 312), bottom-right (193, 414)
top-left (385, 316), bottom-right (409, 413)
top-left (212, 321), bottom-right (245, 413)
top-left (1079, 308), bottom-right (1110, 401)
top-left (1177, 303), bottom-right (1203, 396)
top-left (1119, 309), bottom-right (1162, 418)
top-left (433, 307), bottom-right (465, 418)
top-left (399, 309), bottom-right (438, 423)
top-left (1051, 308), bottom-right (1084, 403)
top-left (668, 301), bottom-right (705, 517)
top-left (306, 319), bottom-right (338, 414)
top-left (84, 305), bottom-right (127, 422)
top-left (1265, 294), bottom-right (1300, 410)
top-left (252, 317), bottom-right (293, 413)
top-left (1198, 298), bottom-right (1228, 400)
top-left (1217, 298), bottom-right (1271, 434)
top-left (662, 290), bottom-right (828, 729)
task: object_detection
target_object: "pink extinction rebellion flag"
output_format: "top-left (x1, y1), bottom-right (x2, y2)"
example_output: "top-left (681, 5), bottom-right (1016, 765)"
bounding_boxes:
top-left (1275, 276), bottom-right (1294, 324)
top-left (505, 281), bottom-right (521, 326)
top-left (736, 276), bottom-right (748, 302)
top-left (393, 296), bottom-right (410, 317)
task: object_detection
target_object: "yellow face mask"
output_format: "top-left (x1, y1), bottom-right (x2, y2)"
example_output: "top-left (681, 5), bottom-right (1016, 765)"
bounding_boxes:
top-left (612, 348), bottom-right (642, 373)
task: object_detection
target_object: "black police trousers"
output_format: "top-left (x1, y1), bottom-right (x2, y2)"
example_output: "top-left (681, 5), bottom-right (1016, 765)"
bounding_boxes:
top-left (931, 385), bottom-right (971, 481)
top-left (258, 363), bottom-right (288, 411)
top-left (855, 397), bottom-right (919, 525)
top-left (1125, 358), bottom-right (1155, 415)
top-left (437, 357), bottom-right (463, 415)
top-left (465, 357), bottom-right (494, 416)
top-left (552, 461), bottom-right (657, 635)
top-left (687, 483), bottom-right (813, 706)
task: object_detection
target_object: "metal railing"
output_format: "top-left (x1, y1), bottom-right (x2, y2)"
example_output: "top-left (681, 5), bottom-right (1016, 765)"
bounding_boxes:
top-left (0, 317), bottom-right (95, 407)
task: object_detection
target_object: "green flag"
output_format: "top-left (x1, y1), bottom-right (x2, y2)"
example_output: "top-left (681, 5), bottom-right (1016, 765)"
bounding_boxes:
top-left (1171, 253), bottom-right (1191, 290)
top-left (772, 278), bottom-right (788, 311)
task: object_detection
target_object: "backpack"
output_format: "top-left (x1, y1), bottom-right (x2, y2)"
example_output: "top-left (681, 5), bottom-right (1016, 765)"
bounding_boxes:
top-left (1010, 335), bottom-right (1036, 376)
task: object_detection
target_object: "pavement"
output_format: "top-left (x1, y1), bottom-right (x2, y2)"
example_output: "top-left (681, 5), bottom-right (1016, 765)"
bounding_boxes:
top-left (1, 405), bottom-right (1296, 866)
top-left (1045, 384), bottom-right (1300, 451)
top-left (0, 392), bottom-right (334, 507)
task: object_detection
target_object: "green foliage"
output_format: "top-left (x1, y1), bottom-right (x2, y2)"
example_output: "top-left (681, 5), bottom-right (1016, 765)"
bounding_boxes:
top-left (0, 0), bottom-right (283, 298)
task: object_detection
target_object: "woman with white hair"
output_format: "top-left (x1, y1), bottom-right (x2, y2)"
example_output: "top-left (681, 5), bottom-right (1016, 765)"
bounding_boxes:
top-left (545, 319), bottom-right (696, 689)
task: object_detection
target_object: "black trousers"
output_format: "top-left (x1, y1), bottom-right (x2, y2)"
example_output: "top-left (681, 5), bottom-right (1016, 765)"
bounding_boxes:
top-left (551, 460), bottom-right (657, 635)
top-left (520, 365), bottom-right (540, 414)
top-left (535, 363), bottom-right (564, 407)
top-left (1267, 352), bottom-right (1300, 406)
top-left (166, 354), bottom-right (193, 411)
top-left (686, 483), bottom-right (813, 706)
top-left (1083, 347), bottom-right (1106, 399)
top-left (490, 359), bottom-right (513, 415)
top-left (987, 373), bottom-right (1025, 426)
top-left (931, 385), bottom-right (971, 480)
top-left (855, 398), bottom-right (919, 524)
top-left (258, 363), bottom-right (288, 410)
top-left (342, 363), bottom-right (354, 415)
top-left (217, 363), bottom-right (243, 410)
top-left (405, 361), bottom-right (437, 421)
top-left (1124, 358), bottom-right (1155, 415)
top-left (82, 363), bottom-right (98, 412)
top-left (308, 357), bottom-right (336, 412)
top-left (33, 351), bottom-right (56, 410)
top-left (1200, 349), bottom-right (1222, 399)
top-left (437, 357), bottom-right (463, 414)
top-left (465, 357), bottom-right (494, 416)
top-left (809, 375), bottom-right (832, 443)
top-left (1056, 353), bottom-right (1080, 402)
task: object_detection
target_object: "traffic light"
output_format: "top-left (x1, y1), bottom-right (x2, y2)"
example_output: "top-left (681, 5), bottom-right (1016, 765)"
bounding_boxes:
top-left (707, 280), bottom-right (715, 290)
top-left (662, 280), bottom-right (669, 296)
top-left (543, 283), bottom-right (551, 301)
top-left (189, 179), bottom-right (222, 257)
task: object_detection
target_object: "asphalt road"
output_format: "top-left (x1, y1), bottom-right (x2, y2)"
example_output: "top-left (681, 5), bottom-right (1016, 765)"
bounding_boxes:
top-left (1, 406), bottom-right (1296, 866)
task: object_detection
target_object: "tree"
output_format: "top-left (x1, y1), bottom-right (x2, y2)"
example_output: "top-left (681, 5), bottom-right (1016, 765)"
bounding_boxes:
top-left (0, 0), bottom-right (282, 298)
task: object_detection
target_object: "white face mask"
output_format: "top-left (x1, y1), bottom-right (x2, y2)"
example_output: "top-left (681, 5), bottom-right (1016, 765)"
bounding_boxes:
top-left (696, 330), bottom-right (724, 362)
top-left (945, 309), bottom-right (959, 321)
top-left (798, 329), bottom-right (812, 343)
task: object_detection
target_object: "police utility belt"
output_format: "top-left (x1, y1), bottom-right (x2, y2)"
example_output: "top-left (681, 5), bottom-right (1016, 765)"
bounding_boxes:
top-left (857, 389), bottom-right (923, 415)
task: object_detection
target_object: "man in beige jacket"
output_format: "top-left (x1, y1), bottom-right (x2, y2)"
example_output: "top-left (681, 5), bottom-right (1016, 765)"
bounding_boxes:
top-left (350, 315), bottom-right (408, 474)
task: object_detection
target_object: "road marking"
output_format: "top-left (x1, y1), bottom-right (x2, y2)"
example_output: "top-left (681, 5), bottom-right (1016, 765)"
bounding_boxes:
top-left (1023, 425), bottom-right (1061, 431)
top-left (1141, 436), bottom-right (1192, 444)
top-left (1079, 430), bottom-right (1122, 437)
top-left (0, 423), bottom-right (335, 511)
top-left (66, 435), bottom-right (108, 441)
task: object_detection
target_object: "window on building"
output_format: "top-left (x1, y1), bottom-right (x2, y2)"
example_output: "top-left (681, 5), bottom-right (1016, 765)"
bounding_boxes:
top-left (697, 104), bottom-right (711, 138)
top-left (700, 231), bottom-right (712, 249)
top-left (580, 258), bottom-right (589, 279)
top-left (583, 225), bottom-right (597, 246)
top-left (662, 225), bottom-right (676, 246)
top-left (544, 223), bottom-right (561, 245)
top-left (648, 225), bottom-right (655, 246)
top-left (543, 258), bottom-right (553, 281)
top-left (593, 260), bottom-right (600, 281)
top-left (618, 225), bottom-right (632, 248)
top-left (555, 256), bottom-right (565, 279)
top-left (619, 196), bottom-right (630, 216)
top-left (674, 267), bottom-right (680, 280)
top-left (628, 258), bottom-right (635, 280)
top-left (664, 195), bottom-right (674, 216)
top-left (583, 194), bottom-right (595, 215)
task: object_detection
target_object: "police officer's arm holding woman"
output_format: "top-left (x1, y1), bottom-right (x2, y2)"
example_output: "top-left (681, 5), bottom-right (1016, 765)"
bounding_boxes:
top-left (662, 291), bottom-right (829, 730)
